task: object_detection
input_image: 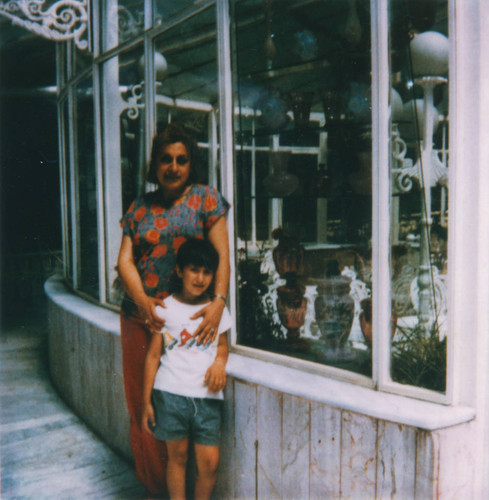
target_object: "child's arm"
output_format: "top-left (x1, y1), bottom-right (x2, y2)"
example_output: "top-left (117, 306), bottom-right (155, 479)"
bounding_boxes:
top-left (204, 332), bottom-right (229, 393)
top-left (141, 332), bottom-right (163, 434)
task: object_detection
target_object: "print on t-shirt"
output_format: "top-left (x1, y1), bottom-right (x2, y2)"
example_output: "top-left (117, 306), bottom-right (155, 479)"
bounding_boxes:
top-left (162, 327), bottom-right (211, 351)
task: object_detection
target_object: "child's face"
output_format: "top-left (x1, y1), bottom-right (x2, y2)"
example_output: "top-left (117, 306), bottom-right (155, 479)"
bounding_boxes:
top-left (177, 264), bottom-right (214, 301)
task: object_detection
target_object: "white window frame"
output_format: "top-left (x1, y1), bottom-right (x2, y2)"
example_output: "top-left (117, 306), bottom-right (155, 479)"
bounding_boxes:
top-left (221, 0), bottom-right (455, 403)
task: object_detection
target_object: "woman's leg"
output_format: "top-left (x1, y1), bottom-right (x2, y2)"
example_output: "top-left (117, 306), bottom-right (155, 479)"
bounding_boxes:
top-left (194, 443), bottom-right (220, 500)
top-left (120, 314), bottom-right (168, 494)
top-left (166, 439), bottom-right (189, 500)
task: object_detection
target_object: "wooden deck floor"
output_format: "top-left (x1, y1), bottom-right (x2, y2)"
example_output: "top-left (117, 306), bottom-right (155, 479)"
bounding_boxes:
top-left (0, 305), bottom-right (148, 499)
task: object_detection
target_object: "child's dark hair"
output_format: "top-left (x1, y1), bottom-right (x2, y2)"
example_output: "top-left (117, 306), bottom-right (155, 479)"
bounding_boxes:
top-left (177, 238), bottom-right (219, 274)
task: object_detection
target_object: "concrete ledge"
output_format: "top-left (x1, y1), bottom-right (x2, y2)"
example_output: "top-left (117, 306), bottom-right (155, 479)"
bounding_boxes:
top-left (227, 354), bottom-right (475, 431)
top-left (45, 275), bottom-right (132, 461)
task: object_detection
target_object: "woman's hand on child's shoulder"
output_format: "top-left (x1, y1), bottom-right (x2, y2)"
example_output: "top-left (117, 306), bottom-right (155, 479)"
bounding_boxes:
top-left (139, 295), bottom-right (166, 333)
top-left (191, 299), bottom-right (225, 345)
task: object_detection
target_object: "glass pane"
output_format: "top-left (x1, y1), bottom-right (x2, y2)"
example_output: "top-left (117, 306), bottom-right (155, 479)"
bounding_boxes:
top-left (62, 99), bottom-right (73, 282)
top-left (101, 46), bottom-right (147, 306)
top-left (389, 0), bottom-right (449, 392)
top-left (73, 42), bottom-right (92, 74)
top-left (154, 5), bottom-right (218, 185)
top-left (153, 0), bottom-right (202, 25)
top-left (102, 0), bottom-right (145, 52)
top-left (118, 45), bottom-right (147, 210)
top-left (233, 0), bottom-right (373, 376)
top-left (74, 76), bottom-right (99, 298)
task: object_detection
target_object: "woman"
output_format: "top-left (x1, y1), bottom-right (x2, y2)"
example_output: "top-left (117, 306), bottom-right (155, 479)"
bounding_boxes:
top-left (117, 123), bottom-right (230, 495)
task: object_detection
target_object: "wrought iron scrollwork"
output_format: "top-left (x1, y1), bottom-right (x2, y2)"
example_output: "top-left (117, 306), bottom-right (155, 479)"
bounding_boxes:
top-left (0, 0), bottom-right (88, 50)
top-left (123, 83), bottom-right (144, 120)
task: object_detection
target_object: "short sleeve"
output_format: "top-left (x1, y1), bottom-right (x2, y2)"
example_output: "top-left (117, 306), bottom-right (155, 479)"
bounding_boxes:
top-left (155, 304), bottom-right (166, 321)
top-left (120, 200), bottom-right (137, 239)
top-left (218, 306), bottom-right (232, 335)
top-left (202, 186), bottom-right (230, 230)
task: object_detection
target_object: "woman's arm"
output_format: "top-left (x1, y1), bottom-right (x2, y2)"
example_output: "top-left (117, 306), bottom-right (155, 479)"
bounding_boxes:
top-left (117, 234), bottom-right (165, 329)
top-left (209, 216), bottom-right (230, 300)
top-left (191, 216), bottom-right (230, 344)
top-left (141, 333), bottom-right (163, 433)
top-left (204, 332), bottom-right (229, 393)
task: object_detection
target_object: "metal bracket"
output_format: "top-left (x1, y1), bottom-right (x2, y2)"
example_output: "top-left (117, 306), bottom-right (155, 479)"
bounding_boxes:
top-left (0, 0), bottom-right (88, 50)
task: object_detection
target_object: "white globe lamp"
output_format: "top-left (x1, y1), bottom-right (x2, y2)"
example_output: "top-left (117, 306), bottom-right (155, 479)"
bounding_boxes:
top-left (410, 31), bottom-right (449, 77)
top-left (138, 52), bottom-right (168, 81)
top-left (391, 88), bottom-right (403, 122)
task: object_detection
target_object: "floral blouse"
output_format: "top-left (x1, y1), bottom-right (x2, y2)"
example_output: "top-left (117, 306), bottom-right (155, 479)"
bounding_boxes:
top-left (120, 184), bottom-right (230, 316)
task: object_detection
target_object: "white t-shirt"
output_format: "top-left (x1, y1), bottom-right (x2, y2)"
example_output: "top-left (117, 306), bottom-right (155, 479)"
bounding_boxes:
top-left (153, 295), bottom-right (232, 400)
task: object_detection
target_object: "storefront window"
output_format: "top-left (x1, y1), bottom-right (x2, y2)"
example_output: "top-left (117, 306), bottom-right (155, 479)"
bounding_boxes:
top-left (117, 46), bottom-right (147, 210)
top-left (74, 76), bottom-right (99, 298)
top-left (152, 0), bottom-right (202, 26)
top-left (233, 0), bottom-right (373, 376)
top-left (56, 0), bottom-right (451, 398)
top-left (388, 0), bottom-right (449, 392)
top-left (102, 0), bottom-right (145, 52)
top-left (153, 4), bottom-right (218, 185)
top-left (61, 98), bottom-right (73, 281)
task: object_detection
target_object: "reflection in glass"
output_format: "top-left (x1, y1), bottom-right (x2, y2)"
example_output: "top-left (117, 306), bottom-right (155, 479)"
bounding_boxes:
top-left (389, 0), bottom-right (449, 392)
top-left (233, 0), bottom-right (373, 376)
top-left (62, 99), bottom-right (73, 281)
top-left (102, 0), bottom-right (145, 52)
top-left (74, 77), bottom-right (99, 298)
top-left (73, 42), bottom-right (92, 74)
top-left (154, 5), bottom-right (218, 185)
top-left (118, 47), bottom-right (146, 209)
top-left (152, 0), bottom-right (200, 26)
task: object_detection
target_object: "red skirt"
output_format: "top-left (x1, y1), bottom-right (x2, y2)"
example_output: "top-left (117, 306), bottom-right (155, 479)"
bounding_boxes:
top-left (120, 314), bottom-right (168, 495)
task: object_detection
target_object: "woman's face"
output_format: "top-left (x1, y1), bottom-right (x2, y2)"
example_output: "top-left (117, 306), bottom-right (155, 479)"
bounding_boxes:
top-left (156, 142), bottom-right (191, 198)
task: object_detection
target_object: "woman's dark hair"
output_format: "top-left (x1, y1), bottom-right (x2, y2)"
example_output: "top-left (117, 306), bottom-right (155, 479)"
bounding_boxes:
top-left (177, 238), bottom-right (219, 274)
top-left (147, 122), bottom-right (201, 185)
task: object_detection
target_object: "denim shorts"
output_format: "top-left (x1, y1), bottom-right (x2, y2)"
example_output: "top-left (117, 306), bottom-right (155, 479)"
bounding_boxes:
top-left (151, 390), bottom-right (223, 446)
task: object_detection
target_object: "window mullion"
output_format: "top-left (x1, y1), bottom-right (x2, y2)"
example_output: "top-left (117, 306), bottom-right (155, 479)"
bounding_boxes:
top-left (68, 82), bottom-right (79, 290)
top-left (93, 63), bottom-right (107, 304)
top-left (371, 0), bottom-right (391, 391)
top-left (217, 0), bottom-right (237, 341)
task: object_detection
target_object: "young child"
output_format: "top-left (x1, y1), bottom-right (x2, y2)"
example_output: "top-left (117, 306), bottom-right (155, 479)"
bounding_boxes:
top-left (141, 238), bottom-right (231, 500)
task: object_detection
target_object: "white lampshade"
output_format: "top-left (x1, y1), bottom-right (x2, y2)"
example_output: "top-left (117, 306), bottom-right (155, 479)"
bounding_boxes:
top-left (410, 31), bottom-right (449, 77)
top-left (138, 52), bottom-right (168, 81)
top-left (391, 88), bottom-right (403, 122)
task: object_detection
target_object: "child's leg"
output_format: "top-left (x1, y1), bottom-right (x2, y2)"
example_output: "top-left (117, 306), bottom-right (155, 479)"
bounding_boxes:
top-left (166, 438), bottom-right (189, 500)
top-left (194, 443), bottom-right (220, 500)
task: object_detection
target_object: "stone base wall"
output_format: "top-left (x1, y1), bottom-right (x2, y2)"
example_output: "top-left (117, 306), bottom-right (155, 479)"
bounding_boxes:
top-left (46, 277), bottom-right (132, 462)
top-left (215, 380), bottom-right (474, 500)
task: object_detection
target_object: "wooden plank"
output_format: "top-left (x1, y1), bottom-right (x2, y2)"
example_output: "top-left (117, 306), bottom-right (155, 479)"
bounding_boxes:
top-left (310, 402), bottom-right (341, 499)
top-left (415, 430), bottom-right (438, 500)
top-left (340, 411), bottom-right (377, 499)
top-left (376, 421), bottom-right (416, 499)
top-left (0, 314), bottom-right (147, 500)
top-left (234, 380), bottom-right (257, 499)
top-left (257, 386), bottom-right (282, 499)
top-left (282, 394), bottom-right (310, 499)
top-left (215, 378), bottom-right (235, 499)
top-left (436, 422), bottom-right (475, 499)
